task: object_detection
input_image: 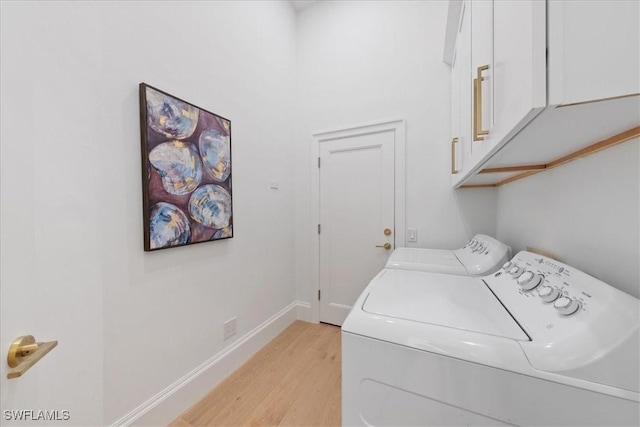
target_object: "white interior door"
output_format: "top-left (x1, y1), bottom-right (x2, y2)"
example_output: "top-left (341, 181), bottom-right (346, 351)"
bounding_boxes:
top-left (319, 130), bottom-right (395, 326)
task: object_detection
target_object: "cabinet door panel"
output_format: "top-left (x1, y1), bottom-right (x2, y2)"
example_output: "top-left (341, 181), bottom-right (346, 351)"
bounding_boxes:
top-left (548, 0), bottom-right (640, 105)
top-left (492, 0), bottom-right (546, 145)
top-left (455, 0), bottom-right (473, 184)
top-left (451, 47), bottom-right (461, 178)
top-left (470, 0), bottom-right (493, 155)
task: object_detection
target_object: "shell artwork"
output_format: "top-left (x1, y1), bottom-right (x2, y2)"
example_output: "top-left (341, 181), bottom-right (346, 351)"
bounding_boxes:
top-left (188, 184), bottom-right (232, 229)
top-left (214, 116), bottom-right (231, 135)
top-left (141, 84), bottom-right (232, 250)
top-left (212, 226), bottom-right (232, 239)
top-left (146, 86), bottom-right (199, 139)
top-left (149, 141), bottom-right (203, 196)
top-left (149, 202), bottom-right (191, 249)
top-left (199, 129), bottom-right (231, 182)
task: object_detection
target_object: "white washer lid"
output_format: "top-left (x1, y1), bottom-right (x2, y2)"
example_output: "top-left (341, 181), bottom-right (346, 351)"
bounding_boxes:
top-left (385, 248), bottom-right (466, 274)
top-left (362, 269), bottom-right (529, 341)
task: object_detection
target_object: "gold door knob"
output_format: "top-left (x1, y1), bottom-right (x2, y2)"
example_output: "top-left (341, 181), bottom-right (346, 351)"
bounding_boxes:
top-left (384, 228), bottom-right (392, 236)
top-left (375, 243), bottom-right (392, 250)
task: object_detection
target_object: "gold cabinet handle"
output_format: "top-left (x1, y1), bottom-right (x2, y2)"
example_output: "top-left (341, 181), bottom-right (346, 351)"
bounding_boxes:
top-left (451, 137), bottom-right (459, 174)
top-left (375, 243), bottom-right (392, 250)
top-left (7, 335), bottom-right (58, 379)
top-left (473, 78), bottom-right (482, 141)
top-left (474, 65), bottom-right (490, 141)
top-left (384, 228), bottom-right (392, 236)
top-left (477, 64), bottom-right (490, 136)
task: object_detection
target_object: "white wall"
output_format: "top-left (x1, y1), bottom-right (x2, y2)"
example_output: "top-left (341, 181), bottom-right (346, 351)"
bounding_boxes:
top-left (0, 1), bottom-right (297, 425)
top-left (496, 138), bottom-right (640, 298)
top-left (294, 0), bottom-right (498, 303)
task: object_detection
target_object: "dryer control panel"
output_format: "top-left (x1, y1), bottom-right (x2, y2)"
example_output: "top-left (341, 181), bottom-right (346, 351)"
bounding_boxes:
top-left (454, 234), bottom-right (511, 275)
top-left (485, 251), bottom-right (639, 393)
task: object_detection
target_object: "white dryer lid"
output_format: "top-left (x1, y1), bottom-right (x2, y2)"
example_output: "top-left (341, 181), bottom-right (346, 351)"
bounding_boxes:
top-left (362, 269), bottom-right (529, 341)
top-left (385, 248), bottom-right (466, 274)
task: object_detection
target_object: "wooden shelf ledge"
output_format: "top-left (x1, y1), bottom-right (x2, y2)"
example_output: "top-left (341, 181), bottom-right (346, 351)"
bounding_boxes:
top-left (460, 125), bottom-right (640, 189)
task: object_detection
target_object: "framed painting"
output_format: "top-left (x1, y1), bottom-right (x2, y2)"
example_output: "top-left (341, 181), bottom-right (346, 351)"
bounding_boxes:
top-left (139, 83), bottom-right (233, 251)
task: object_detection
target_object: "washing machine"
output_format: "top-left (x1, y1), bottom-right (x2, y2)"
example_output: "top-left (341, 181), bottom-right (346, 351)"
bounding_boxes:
top-left (342, 251), bottom-right (640, 426)
top-left (385, 234), bottom-right (510, 275)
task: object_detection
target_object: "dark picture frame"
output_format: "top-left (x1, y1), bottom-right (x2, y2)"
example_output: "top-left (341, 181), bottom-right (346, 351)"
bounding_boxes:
top-left (139, 83), bottom-right (233, 251)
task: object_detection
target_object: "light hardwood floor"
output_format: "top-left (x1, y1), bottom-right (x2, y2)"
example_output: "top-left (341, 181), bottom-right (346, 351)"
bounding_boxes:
top-left (170, 321), bottom-right (342, 427)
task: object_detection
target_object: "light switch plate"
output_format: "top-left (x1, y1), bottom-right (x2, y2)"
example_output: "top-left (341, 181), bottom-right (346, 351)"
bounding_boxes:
top-left (407, 228), bottom-right (418, 242)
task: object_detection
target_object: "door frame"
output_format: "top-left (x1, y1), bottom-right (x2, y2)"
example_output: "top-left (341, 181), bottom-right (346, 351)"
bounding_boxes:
top-left (309, 119), bottom-right (406, 323)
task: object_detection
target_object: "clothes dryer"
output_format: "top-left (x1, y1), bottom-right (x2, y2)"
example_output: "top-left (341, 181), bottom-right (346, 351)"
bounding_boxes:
top-left (385, 234), bottom-right (510, 275)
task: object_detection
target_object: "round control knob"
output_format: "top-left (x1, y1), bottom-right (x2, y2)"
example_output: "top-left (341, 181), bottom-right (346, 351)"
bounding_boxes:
top-left (518, 272), bottom-right (543, 291)
top-left (502, 261), bottom-right (512, 270)
top-left (553, 297), bottom-right (581, 316)
top-left (509, 266), bottom-right (524, 278)
top-left (516, 271), bottom-right (534, 285)
top-left (538, 286), bottom-right (560, 303)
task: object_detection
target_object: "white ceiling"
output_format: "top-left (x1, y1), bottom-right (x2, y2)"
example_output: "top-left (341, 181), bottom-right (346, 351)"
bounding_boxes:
top-left (290, 1), bottom-right (319, 12)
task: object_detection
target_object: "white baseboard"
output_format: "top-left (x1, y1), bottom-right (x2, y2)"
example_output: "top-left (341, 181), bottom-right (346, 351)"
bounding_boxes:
top-left (295, 300), bottom-right (312, 322)
top-left (112, 301), bottom-right (307, 427)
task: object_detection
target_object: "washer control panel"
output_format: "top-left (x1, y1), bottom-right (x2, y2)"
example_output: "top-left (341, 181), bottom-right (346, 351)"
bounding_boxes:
top-left (454, 234), bottom-right (511, 275)
top-left (491, 253), bottom-right (587, 316)
top-left (484, 251), bottom-right (639, 392)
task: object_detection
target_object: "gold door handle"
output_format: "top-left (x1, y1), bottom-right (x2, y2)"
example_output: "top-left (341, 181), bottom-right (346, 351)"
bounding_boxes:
top-left (474, 65), bottom-right (490, 141)
top-left (375, 243), bottom-right (392, 250)
top-left (384, 228), bottom-right (392, 236)
top-left (451, 137), bottom-right (459, 174)
top-left (7, 335), bottom-right (58, 379)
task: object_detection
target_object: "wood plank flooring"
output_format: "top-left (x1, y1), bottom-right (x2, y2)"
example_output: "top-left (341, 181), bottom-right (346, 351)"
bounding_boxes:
top-left (170, 321), bottom-right (341, 427)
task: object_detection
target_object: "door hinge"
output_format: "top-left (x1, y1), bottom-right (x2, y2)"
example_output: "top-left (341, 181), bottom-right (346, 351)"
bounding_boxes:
top-left (318, 289), bottom-right (321, 300)
top-left (317, 224), bottom-right (321, 234)
top-left (318, 157), bottom-right (321, 168)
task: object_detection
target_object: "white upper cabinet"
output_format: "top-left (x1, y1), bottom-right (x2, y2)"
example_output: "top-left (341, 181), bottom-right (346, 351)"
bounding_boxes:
top-left (450, 46), bottom-right (461, 178)
top-left (445, 0), bottom-right (640, 188)
top-left (491, 0), bottom-right (546, 148)
top-left (548, 0), bottom-right (640, 106)
top-left (470, 0), bottom-right (493, 148)
top-left (450, 1), bottom-right (473, 184)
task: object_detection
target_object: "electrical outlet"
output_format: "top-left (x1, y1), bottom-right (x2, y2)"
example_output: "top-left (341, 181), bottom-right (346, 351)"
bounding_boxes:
top-left (223, 317), bottom-right (237, 340)
top-left (408, 228), bottom-right (418, 242)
